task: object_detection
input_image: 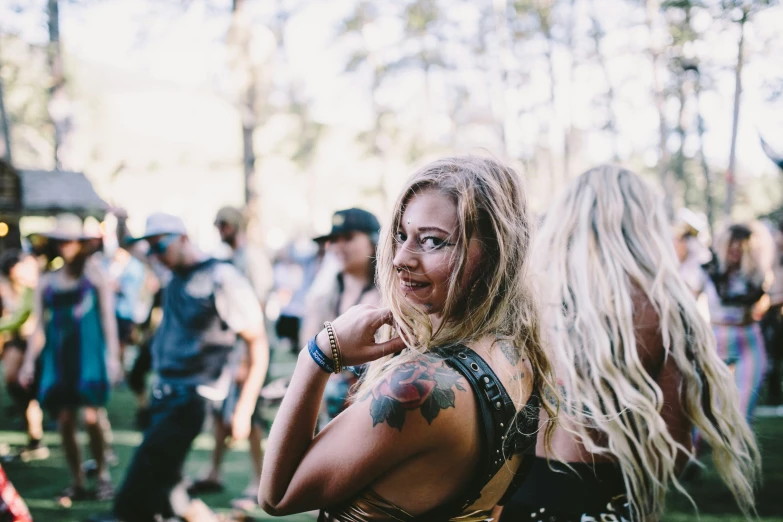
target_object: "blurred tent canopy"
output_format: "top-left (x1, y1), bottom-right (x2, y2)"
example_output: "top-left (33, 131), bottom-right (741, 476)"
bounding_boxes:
top-left (0, 158), bottom-right (107, 250)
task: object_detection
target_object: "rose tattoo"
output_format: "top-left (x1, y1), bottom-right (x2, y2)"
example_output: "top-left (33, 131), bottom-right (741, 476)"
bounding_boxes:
top-left (363, 360), bottom-right (466, 430)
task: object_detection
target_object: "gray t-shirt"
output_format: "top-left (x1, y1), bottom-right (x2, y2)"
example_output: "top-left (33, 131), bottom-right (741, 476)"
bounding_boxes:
top-left (152, 258), bottom-right (261, 395)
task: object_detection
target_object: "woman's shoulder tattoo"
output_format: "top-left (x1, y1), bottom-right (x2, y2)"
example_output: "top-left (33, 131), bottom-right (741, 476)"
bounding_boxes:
top-left (362, 359), bottom-right (467, 431)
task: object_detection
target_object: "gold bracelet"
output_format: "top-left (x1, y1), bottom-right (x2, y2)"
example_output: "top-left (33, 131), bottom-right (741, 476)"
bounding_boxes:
top-left (323, 321), bottom-right (342, 373)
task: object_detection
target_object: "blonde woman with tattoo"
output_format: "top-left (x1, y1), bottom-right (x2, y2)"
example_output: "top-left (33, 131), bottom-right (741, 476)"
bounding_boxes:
top-left (501, 166), bottom-right (760, 521)
top-left (259, 156), bottom-right (555, 521)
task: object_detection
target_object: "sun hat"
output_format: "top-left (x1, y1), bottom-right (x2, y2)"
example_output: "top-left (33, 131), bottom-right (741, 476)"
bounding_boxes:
top-left (127, 212), bottom-right (188, 242)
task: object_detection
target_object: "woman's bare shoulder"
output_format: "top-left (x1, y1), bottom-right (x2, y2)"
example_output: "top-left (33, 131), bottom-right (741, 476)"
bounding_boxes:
top-left (355, 353), bottom-right (473, 434)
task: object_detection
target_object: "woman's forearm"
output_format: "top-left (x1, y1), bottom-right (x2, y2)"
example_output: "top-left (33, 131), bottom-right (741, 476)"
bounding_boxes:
top-left (259, 341), bottom-right (330, 512)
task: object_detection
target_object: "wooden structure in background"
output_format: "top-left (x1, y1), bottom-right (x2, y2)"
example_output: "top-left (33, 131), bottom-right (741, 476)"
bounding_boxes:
top-left (0, 159), bottom-right (107, 251)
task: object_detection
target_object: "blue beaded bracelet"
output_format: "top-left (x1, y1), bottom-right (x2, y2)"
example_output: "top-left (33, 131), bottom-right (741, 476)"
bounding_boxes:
top-left (308, 336), bottom-right (334, 374)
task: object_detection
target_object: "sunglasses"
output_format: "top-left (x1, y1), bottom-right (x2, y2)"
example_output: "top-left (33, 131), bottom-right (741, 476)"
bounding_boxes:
top-left (149, 234), bottom-right (179, 256)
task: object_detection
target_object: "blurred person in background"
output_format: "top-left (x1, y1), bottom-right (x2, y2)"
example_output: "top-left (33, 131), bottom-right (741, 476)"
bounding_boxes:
top-left (107, 247), bottom-right (145, 366)
top-left (112, 211), bottom-right (167, 430)
top-left (271, 239), bottom-right (322, 355)
top-left (19, 214), bottom-right (121, 502)
top-left (111, 212), bottom-right (268, 522)
top-left (301, 208), bottom-right (381, 424)
top-left (672, 209), bottom-right (712, 297)
top-left (187, 206), bottom-right (272, 507)
top-left (501, 167), bottom-right (759, 521)
top-left (0, 250), bottom-right (47, 462)
top-left (761, 219), bottom-right (783, 406)
top-left (213, 206), bottom-right (273, 306)
top-left (701, 222), bottom-right (772, 423)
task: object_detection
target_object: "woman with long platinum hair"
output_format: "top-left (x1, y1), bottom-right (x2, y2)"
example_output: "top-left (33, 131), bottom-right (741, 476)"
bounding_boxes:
top-left (259, 156), bottom-right (555, 521)
top-left (502, 166), bottom-right (759, 521)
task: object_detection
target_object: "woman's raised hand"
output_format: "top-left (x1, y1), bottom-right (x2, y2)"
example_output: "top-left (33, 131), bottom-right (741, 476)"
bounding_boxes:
top-left (316, 305), bottom-right (406, 367)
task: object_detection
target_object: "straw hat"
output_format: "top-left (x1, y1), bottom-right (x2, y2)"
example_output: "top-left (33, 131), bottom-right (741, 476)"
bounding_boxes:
top-left (41, 213), bottom-right (101, 242)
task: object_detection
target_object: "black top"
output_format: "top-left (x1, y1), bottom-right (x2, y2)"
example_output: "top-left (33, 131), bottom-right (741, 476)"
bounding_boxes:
top-left (410, 344), bottom-right (540, 521)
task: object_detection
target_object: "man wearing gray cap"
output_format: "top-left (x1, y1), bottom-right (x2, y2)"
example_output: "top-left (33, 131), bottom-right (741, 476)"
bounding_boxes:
top-left (112, 212), bottom-right (269, 522)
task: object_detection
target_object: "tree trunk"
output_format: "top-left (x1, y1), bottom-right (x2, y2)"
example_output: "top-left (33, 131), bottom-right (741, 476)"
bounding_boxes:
top-left (674, 72), bottom-right (688, 205)
top-left (0, 74), bottom-right (11, 164)
top-left (646, 0), bottom-right (673, 218)
top-left (232, 0), bottom-right (260, 236)
top-left (47, 0), bottom-right (67, 170)
top-left (538, 7), bottom-right (560, 195)
top-left (589, 0), bottom-right (619, 161)
top-left (693, 70), bottom-right (714, 236)
top-left (725, 9), bottom-right (747, 218)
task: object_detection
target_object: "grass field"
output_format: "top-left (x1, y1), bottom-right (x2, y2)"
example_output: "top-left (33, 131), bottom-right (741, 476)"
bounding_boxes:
top-left (1, 346), bottom-right (782, 521)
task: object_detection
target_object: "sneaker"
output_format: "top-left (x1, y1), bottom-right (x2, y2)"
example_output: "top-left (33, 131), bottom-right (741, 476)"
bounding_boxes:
top-left (55, 484), bottom-right (91, 507)
top-left (82, 449), bottom-right (120, 477)
top-left (94, 478), bottom-right (115, 501)
top-left (18, 441), bottom-right (50, 462)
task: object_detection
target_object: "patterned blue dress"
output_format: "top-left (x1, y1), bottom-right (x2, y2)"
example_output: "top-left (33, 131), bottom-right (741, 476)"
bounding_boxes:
top-left (38, 275), bottom-right (109, 414)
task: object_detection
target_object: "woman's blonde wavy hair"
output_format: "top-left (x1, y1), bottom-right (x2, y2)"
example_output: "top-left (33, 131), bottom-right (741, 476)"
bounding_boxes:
top-left (357, 155), bottom-right (556, 443)
top-left (533, 165), bottom-right (760, 520)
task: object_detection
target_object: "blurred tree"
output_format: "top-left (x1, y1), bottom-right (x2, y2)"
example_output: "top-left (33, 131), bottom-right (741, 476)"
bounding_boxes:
top-left (0, 60), bottom-right (11, 164)
top-left (47, 0), bottom-right (71, 170)
top-left (722, 0), bottom-right (775, 217)
top-left (227, 0), bottom-right (275, 239)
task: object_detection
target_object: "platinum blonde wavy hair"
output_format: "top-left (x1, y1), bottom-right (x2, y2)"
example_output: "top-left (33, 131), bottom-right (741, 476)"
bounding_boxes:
top-left (357, 155), bottom-right (556, 442)
top-left (533, 165), bottom-right (760, 519)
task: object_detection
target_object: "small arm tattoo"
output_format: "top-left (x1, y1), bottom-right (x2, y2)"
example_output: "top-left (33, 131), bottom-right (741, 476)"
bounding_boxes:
top-left (497, 340), bottom-right (521, 365)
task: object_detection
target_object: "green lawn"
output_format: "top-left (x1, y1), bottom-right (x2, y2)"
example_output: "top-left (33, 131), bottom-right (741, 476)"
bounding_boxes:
top-left (1, 347), bottom-right (782, 521)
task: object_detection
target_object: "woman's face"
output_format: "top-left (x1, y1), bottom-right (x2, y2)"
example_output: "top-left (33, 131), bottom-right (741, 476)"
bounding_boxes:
top-left (10, 256), bottom-right (38, 287)
top-left (393, 188), bottom-right (483, 318)
top-left (727, 238), bottom-right (745, 267)
top-left (673, 235), bottom-right (688, 263)
top-left (58, 240), bottom-right (82, 264)
top-left (329, 231), bottom-right (375, 276)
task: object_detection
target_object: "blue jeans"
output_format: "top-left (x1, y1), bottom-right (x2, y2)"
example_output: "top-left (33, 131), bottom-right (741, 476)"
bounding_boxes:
top-left (114, 384), bottom-right (206, 522)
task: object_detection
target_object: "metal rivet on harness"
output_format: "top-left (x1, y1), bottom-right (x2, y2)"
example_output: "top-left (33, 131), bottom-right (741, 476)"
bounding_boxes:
top-left (483, 376), bottom-right (490, 384)
top-left (500, 422), bottom-right (504, 428)
top-left (458, 352), bottom-right (468, 359)
top-left (495, 401), bottom-right (502, 409)
top-left (470, 362), bottom-right (480, 372)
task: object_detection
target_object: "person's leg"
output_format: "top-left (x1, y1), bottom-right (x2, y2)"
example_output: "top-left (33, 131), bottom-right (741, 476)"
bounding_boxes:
top-left (3, 345), bottom-right (28, 415)
top-left (188, 406), bottom-right (228, 494)
top-left (83, 407), bottom-right (107, 478)
top-left (768, 306), bottom-right (783, 405)
top-left (206, 414), bottom-right (228, 483)
top-left (247, 423), bottom-right (263, 493)
top-left (128, 341), bottom-right (152, 430)
top-left (26, 400), bottom-right (44, 442)
top-left (745, 324), bottom-right (769, 422)
top-left (58, 409), bottom-right (84, 488)
top-left (114, 389), bottom-right (206, 521)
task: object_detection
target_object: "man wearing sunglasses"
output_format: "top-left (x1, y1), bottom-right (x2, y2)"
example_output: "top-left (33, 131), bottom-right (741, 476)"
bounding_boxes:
top-left (112, 212), bottom-right (269, 522)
